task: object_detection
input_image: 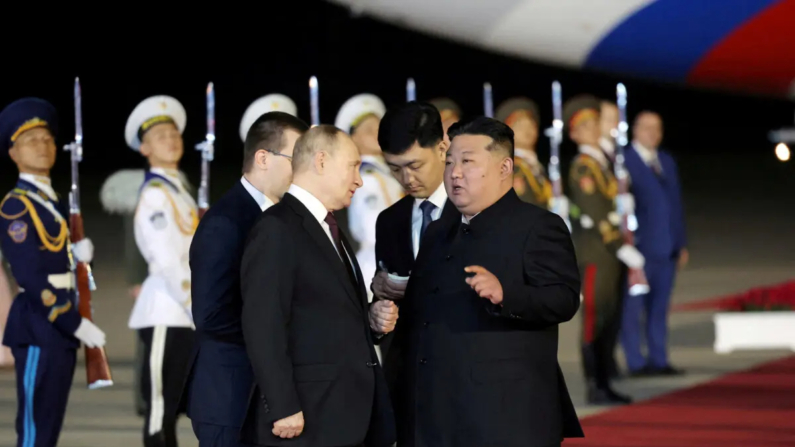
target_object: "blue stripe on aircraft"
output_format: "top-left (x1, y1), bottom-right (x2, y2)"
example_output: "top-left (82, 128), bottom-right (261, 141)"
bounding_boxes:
top-left (583, 0), bottom-right (780, 81)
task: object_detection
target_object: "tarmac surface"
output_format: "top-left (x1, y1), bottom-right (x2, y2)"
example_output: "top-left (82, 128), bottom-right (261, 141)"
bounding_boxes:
top-left (0, 152), bottom-right (793, 446)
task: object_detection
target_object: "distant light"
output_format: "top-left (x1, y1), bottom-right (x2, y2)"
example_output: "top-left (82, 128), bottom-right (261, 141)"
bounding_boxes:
top-left (775, 143), bottom-right (790, 162)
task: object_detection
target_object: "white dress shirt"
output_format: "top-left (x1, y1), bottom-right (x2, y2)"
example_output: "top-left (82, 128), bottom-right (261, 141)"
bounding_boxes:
top-left (632, 141), bottom-right (661, 170)
top-left (240, 176), bottom-right (274, 211)
top-left (578, 144), bottom-right (610, 169)
top-left (286, 184), bottom-right (356, 278)
top-left (19, 173), bottom-right (58, 201)
top-left (411, 181), bottom-right (447, 258)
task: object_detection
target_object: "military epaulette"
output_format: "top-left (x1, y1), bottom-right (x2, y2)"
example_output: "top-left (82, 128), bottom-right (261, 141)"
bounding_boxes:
top-left (571, 155), bottom-right (617, 198)
top-left (0, 190), bottom-right (68, 252)
top-left (0, 191), bottom-right (27, 221)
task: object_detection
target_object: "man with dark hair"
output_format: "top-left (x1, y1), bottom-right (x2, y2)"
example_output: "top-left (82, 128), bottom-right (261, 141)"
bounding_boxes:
top-left (371, 101), bottom-right (453, 385)
top-left (184, 109), bottom-right (308, 447)
top-left (392, 116), bottom-right (583, 446)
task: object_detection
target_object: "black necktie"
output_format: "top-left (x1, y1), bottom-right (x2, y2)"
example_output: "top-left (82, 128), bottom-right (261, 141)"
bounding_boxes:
top-left (324, 212), bottom-right (357, 287)
top-left (419, 200), bottom-right (437, 238)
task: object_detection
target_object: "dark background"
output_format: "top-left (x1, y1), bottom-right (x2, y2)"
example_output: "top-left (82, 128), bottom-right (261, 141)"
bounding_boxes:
top-left (2, 0), bottom-right (794, 220)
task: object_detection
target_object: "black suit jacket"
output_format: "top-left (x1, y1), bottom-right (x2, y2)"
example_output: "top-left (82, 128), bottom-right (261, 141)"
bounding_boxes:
top-left (393, 189), bottom-right (584, 447)
top-left (373, 194), bottom-right (457, 384)
top-left (239, 192), bottom-right (395, 447)
top-left (182, 180), bottom-right (261, 427)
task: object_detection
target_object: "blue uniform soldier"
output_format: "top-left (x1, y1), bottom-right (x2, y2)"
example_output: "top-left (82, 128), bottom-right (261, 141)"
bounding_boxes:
top-left (0, 97), bottom-right (107, 446)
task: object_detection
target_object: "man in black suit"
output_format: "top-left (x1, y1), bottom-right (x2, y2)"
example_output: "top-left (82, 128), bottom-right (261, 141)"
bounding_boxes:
top-left (240, 125), bottom-right (398, 447)
top-left (393, 117), bottom-right (584, 447)
top-left (184, 111), bottom-right (309, 446)
top-left (370, 101), bottom-right (453, 381)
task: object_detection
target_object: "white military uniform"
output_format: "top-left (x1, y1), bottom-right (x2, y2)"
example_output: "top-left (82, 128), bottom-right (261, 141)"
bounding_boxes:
top-left (335, 94), bottom-right (404, 300)
top-left (124, 95), bottom-right (197, 446)
top-left (239, 93), bottom-right (298, 141)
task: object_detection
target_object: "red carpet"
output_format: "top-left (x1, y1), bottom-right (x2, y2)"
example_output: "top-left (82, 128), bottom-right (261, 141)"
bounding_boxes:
top-left (564, 355), bottom-right (795, 447)
top-left (672, 280), bottom-right (795, 312)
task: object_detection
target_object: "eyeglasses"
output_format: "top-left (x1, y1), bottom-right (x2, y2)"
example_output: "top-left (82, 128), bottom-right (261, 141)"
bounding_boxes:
top-left (265, 149), bottom-right (292, 160)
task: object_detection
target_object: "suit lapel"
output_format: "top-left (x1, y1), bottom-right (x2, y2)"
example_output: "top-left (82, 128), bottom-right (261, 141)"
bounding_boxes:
top-left (339, 230), bottom-right (367, 308)
top-left (284, 195), bottom-right (361, 310)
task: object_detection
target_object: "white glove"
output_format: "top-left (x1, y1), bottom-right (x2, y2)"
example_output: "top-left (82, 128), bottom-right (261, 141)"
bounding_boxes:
top-left (548, 196), bottom-right (570, 219)
top-left (71, 239), bottom-right (94, 263)
top-left (616, 244), bottom-right (645, 269)
top-left (614, 193), bottom-right (635, 215)
top-left (74, 318), bottom-right (106, 348)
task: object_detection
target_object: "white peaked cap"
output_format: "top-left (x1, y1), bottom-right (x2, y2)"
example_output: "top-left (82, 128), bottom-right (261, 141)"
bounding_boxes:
top-left (334, 93), bottom-right (386, 134)
top-left (125, 95), bottom-right (186, 151)
top-left (239, 94), bottom-right (298, 142)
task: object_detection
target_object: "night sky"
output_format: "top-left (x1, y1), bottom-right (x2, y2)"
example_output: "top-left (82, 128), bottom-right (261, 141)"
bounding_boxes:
top-left (2, 0), bottom-right (794, 197)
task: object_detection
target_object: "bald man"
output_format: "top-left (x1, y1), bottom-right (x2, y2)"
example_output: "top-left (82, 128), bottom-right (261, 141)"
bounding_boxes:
top-left (621, 111), bottom-right (688, 378)
top-left (239, 125), bottom-right (396, 447)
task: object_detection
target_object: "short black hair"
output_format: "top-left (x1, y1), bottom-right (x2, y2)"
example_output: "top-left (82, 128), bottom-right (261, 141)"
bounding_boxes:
top-left (377, 101), bottom-right (443, 156)
top-left (447, 116), bottom-right (514, 158)
top-left (243, 111), bottom-right (309, 173)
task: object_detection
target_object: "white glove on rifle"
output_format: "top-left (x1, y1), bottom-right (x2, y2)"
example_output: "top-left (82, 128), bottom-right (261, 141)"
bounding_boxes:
top-left (616, 244), bottom-right (645, 269)
top-left (614, 193), bottom-right (635, 215)
top-left (71, 239), bottom-right (94, 263)
top-left (74, 318), bottom-right (106, 348)
top-left (548, 196), bottom-right (570, 219)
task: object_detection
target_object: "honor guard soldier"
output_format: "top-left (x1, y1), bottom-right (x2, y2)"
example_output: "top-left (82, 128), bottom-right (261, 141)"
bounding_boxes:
top-left (335, 93), bottom-right (404, 299)
top-left (596, 98), bottom-right (630, 379)
top-left (496, 96), bottom-right (571, 222)
top-left (125, 95), bottom-right (197, 447)
top-left (100, 168), bottom-right (192, 416)
top-left (563, 95), bottom-right (644, 405)
top-left (0, 98), bottom-right (107, 446)
top-left (428, 97), bottom-right (462, 145)
top-left (496, 97), bottom-right (552, 207)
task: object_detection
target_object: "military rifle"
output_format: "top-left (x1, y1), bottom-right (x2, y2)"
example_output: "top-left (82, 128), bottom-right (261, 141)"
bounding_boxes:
top-left (309, 76), bottom-right (320, 127)
top-left (406, 78), bottom-right (416, 102)
top-left (64, 77), bottom-right (114, 389)
top-left (545, 81), bottom-right (572, 231)
top-left (195, 82), bottom-right (215, 218)
top-left (615, 83), bottom-right (650, 296)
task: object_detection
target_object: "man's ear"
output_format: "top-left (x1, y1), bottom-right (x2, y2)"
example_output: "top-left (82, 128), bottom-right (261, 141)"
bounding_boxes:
top-left (314, 151), bottom-right (326, 174)
top-left (139, 141), bottom-right (152, 157)
top-left (254, 149), bottom-right (270, 171)
top-left (8, 145), bottom-right (19, 164)
top-left (437, 140), bottom-right (449, 158)
top-left (500, 156), bottom-right (514, 179)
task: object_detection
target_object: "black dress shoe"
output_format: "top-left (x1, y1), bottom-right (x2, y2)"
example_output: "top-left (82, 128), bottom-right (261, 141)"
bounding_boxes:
top-left (587, 382), bottom-right (632, 405)
top-left (627, 365), bottom-right (653, 378)
top-left (650, 365), bottom-right (685, 376)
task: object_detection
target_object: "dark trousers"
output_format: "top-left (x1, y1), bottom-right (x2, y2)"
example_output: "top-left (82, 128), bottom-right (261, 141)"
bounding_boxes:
top-left (579, 260), bottom-right (622, 388)
top-left (12, 345), bottom-right (76, 447)
top-left (621, 258), bottom-right (677, 371)
top-left (140, 326), bottom-right (195, 447)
